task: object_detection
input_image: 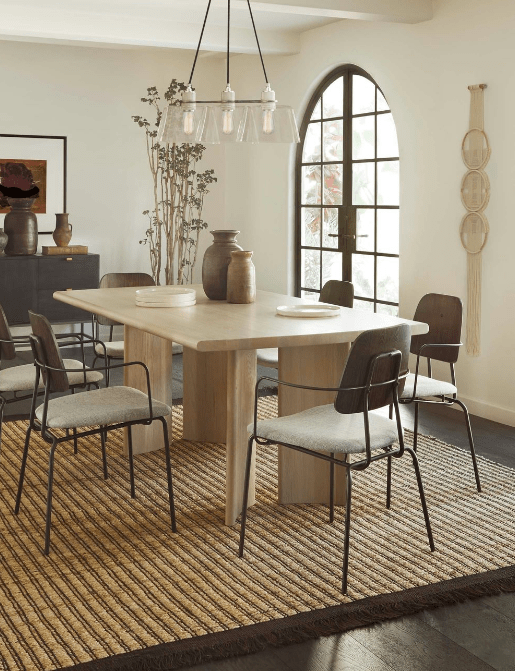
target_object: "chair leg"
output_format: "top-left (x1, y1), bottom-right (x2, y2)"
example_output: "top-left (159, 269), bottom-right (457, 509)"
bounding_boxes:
top-left (412, 403), bottom-right (419, 452)
top-left (386, 454), bottom-right (392, 509)
top-left (388, 403), bottom-right (393, 420)
top-left (329, 453), bottom-right (335, 523)
top-left (160, 417), bottom-right (177, 532)
top-left (342, 469), bottom-right (352, 595)
top-left (70, 388), bottom-right (78, 454)
top-left (238, 436), bottom-right (255, 558)
top-left (44, 438), bottom-right (58, 555)
top-left (14, 421), bottom-right (34, 515)
top-left (106, 356), bottom-right (111, 388)
top-left (0, 396), bottom-right (6, 459)
top-left (100, 427), bottom-right (108, 480)
top-left (127, 425), bottom-right (136, 498)
top-left (405, 447), bottom-right (435, 552)
top-left (453, 398), bottom-right (482, 492)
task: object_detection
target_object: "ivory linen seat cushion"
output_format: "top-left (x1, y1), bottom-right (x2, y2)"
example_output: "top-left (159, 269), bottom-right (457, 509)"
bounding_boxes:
top-left (35, 386), bottom-right (171, 429)
top-left (401, 373), bottom-right (457, 400)
top-left (95, 341), bottom-right (124, 358)
top-left (0, 359), bottom-right (103, 393)
top-left (249, 404), bottom-right (400, 454)
top-left (256, 348), bottom-right (279, 368)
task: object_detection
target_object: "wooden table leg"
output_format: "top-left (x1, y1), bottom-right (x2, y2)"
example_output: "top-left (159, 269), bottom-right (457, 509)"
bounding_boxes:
top-left (182, 348), bottom-right (227, 443)
top-left (277, 342), bottom-right (350, 505)
top-left (225, 349), bottom-right (256, 526)
top-left (123, 325), bottom-right (174, 455)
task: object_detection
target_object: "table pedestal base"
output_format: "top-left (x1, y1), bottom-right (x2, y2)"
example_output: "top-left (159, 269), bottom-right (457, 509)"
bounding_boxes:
top-left (123, 325), bottom-right (174, 455)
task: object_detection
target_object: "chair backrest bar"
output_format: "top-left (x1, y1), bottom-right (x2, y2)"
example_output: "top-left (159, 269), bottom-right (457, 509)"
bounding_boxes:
top-left (410, 293), bottom-right (462, 364)
top-left (0, 304), bottom-right (16, 361)
top-left (97, 273), bottom-right (155, 326)
top-left (29, 311), bottom-right (69, 392)
top-left (319, 280), bottom-right (354, 308)
top-left (335, 324), bottom-right (410, 414)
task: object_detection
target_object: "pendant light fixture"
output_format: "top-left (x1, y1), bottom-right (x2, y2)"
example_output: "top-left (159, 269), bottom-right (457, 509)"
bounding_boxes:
top-left (157, 0), bottom-right (300, 145)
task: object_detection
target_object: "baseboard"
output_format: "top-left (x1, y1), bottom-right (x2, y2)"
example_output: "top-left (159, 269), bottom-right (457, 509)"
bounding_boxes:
top-left (448, 394), bottom-right (515, 428)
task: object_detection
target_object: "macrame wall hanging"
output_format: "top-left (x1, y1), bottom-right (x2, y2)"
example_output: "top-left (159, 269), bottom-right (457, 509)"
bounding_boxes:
top-left (460, 84), bottom-right (489, 357)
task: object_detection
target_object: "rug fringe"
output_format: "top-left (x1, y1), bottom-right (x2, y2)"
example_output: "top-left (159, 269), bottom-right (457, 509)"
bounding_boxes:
top-left (63, 567), bottom-right (515, 671)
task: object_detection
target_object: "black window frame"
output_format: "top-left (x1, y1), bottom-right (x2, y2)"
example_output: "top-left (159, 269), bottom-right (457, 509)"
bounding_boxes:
top-left (295, 64), bottom-right (400, 314)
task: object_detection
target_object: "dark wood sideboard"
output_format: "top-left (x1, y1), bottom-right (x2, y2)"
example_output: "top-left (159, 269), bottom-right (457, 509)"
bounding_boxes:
top-left (0, 254), bottom-right (100, 326)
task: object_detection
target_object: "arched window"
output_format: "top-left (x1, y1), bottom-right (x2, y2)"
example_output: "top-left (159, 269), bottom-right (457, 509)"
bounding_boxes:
top-left (295, 65), bottom-right (399, 315)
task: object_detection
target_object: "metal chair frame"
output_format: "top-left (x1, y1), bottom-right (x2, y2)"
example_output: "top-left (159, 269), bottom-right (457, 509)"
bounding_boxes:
top-left (14, 321), bottom-right (176, 555)
top-left (239, 345), bottom-right (435, 595)
top-left (91, 273), bottom-right (155, 386)
top-left (0, 331), bottom-right (104, 457)
top-left (399, 293), bottom-right (482, 493)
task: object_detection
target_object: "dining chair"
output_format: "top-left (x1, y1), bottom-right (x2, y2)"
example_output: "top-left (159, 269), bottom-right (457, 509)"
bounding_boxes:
top-left (0, 304), bottom-right (103, 457)
top-left (92, 273), bottom-right (155, 384)
top-left (256, 280), bottom-right (354, 369)
top-left (239, 323), bottom-right (435, 594)
top-left (399, 293), bottom-right (482, 492)
top-left (15, 310), bottom-right (176, 555)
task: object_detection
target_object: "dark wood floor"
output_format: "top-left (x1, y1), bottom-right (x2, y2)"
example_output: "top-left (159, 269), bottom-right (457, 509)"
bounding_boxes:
top-left (4, 347), bottom-right (515, 670)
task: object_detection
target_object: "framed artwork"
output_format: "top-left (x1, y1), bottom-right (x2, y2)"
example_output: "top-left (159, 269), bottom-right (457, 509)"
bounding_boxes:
top-left (0, 134), bottom-right (67, 234)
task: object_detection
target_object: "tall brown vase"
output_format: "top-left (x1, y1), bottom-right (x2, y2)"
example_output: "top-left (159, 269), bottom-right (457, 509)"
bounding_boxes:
top-left (53, 213), bottom-right (73, 247)
top-left (4, 198), bottom-right (38, 256)
top-left (202, 230), bottom-right (242, 300)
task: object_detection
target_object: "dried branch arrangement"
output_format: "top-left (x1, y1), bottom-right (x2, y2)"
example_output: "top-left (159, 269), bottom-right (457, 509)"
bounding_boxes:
top-left (133, 80), bottom-right (217, 285)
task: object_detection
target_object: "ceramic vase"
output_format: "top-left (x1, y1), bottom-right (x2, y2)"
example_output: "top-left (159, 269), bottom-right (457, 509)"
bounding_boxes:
top-left (227, 251), bottom-right (256, 304)
top-left (53, 213), bottom-right (73, 247)
top-left (4, 198), bottom-right (38, 256)
top-left (202, 230), bottom-right (242, 300)
top-left (0, 228), bottom-right (7, 255)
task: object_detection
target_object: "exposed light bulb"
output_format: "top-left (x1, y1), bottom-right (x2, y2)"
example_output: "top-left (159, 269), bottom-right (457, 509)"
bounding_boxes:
top-left (183, 110), bottom-right (195, 135)
top-left (221, 84), bottom-right (236, 136)
top-left (222, 109), bottom-right (234, 135)
top-left (262, 109), bottom-right (274, 134)
top-left (181, 85), bottom-right (197, 137)
top-left (261, 83), bottom-right (277, 137)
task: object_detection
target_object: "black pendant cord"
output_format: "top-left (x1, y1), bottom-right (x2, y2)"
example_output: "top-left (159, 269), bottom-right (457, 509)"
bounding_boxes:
top-left (247, 0), bottom-right (269, 84)
top-left (188, 0), bottom-right (212, 86)
top-left (227, 0), bottom-right (231, 85)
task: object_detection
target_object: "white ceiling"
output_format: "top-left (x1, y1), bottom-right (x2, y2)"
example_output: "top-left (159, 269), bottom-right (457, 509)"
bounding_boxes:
top-left (0, 0), bottom-right (433, 55)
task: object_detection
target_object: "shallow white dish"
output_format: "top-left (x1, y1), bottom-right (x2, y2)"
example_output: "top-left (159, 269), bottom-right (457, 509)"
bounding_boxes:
top-left (276, 304), bottom-right (340, 318)
top-left (135, 286), bottom-right (196, 306)
top-left (136, 298), bottom-right (196, 308)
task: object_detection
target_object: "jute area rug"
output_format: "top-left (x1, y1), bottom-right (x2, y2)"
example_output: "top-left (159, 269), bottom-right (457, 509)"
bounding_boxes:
top-left (0, 397), bottom-right (514, 671)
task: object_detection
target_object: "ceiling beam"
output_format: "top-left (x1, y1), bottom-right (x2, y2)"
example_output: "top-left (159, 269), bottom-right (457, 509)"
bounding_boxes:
top-left (0, 4), bottom-right (299, 55)
top-left (230, 0), bottom-right (433, 23)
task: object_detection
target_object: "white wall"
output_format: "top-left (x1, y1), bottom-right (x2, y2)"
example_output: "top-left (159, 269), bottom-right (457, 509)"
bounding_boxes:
top-left (0, 40), bottom-right (225, 280)
top-left (224, 0), bottom-right (515, 426)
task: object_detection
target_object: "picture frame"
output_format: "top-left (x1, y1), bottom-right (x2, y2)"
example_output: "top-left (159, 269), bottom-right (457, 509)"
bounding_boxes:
top-left (0, 134), bottom-right (67, 234)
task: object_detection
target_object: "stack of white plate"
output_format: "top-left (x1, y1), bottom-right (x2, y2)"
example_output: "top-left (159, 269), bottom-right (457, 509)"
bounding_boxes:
top-left (135, 287), bottom-right (196, 308)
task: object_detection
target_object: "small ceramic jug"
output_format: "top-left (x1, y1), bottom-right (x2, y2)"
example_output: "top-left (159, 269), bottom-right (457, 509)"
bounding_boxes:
top-left (227, 251), bottom-right (256, 304)
top-left (53, 213), bottom-right (73, 247)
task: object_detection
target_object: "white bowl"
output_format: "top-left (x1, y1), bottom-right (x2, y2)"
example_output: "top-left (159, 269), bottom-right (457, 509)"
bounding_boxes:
top-left (276, 304), bottom-right (340, 318)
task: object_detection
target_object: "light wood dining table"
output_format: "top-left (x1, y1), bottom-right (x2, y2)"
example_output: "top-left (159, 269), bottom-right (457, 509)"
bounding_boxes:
top-left (54, 285), bottom-right (428, 525)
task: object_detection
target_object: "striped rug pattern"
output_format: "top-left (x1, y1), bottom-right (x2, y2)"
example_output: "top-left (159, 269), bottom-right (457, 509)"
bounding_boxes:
top-left (0, 397), bottom-right (514, 670)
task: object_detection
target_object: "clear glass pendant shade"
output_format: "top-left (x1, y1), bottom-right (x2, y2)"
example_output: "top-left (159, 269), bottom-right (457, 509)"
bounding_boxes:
top-left (157, 102), bottom-right (300, 145)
